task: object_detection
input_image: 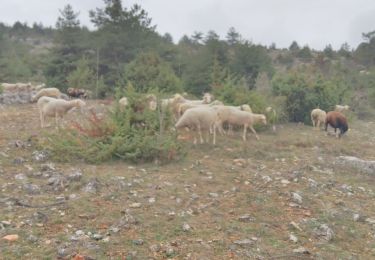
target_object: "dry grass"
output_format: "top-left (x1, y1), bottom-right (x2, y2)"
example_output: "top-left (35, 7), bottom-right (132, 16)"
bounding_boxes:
top-left (1, 102), bottom-right (375, 259)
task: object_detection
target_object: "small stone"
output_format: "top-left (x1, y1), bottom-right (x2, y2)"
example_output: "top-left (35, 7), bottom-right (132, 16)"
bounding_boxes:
top-left (182, 223), bottom-right (191, 231)
top-left (149, 244), bottom-right (161, 252)
top-left (289, 233), bottom-right (298, 243)
top-left (129, 203), bottom-right (142, 208)
top-left (233, 239), bottom-right (254, 247)
top-left (291, 192), bottom-right (303, 204)
top-left (2, 234), bottom-right (19, 241)
top-left (293, 246), bottom-right (310, 254)
top-left (23, 183), bottom-right (41, 194)
top-left (92, 234), bottom-right (103, 240)
top-left (281, 179), bottom-right (290, 185)
top-left (27, 235), bottom-right (38, 243)
top-left (68, 170), bottom-right (82, 181)
top-left (15, 173), bottom-right (27, 181)
top-left (313, 224), bottom-right (334, 242)
top-left (165, 247), bottom-right (175, 257)
top-left (148, 197), bottom-right (155, 203)
top-left (75, 230), bottom-right (85, 236)
top-left (133, 239), bottom-right (144, 245)
top-left (208, 192), bottom-right (219, 198)
top-left (238, 214), bottom-right (255, 222)
top-left (289, 221), bottom-right (302, 231)
top-left (365, 218), bottom-right (375, 225)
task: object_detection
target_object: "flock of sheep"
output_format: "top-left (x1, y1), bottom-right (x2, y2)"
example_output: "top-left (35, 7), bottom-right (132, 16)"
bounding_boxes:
top-left (311, 105), bottom-right (350, 138)
top-left (2, 81), bottom-right (351, 143)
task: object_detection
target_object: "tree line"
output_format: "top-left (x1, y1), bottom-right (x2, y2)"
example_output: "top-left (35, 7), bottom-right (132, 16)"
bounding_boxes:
top-left (1, 0), bottom-right (375, 122)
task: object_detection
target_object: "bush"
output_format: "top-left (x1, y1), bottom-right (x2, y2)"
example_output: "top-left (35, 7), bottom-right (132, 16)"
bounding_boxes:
top-left (272, 72), bottom-right (351, 124)
top-left (40, 90), bottom-right (184, 164)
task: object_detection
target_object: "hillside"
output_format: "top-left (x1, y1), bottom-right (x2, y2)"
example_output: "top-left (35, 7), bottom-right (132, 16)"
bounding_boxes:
top-left (1, 102), bottom-right (375, 259)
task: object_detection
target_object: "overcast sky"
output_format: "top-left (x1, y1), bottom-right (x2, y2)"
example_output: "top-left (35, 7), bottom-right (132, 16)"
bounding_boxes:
top-left (0, 0), bottom-right (374, 50)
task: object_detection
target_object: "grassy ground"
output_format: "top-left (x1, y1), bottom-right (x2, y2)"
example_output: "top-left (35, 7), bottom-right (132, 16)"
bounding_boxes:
top-left (1, 102), bottom-right (375, 259)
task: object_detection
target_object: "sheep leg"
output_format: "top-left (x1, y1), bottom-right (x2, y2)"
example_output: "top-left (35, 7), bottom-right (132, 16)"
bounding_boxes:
top-left (39, 110), bottom-right (44, 128)
top-left (228, 124), bottom-right (234, 135)
top-left (316, 120), bottom-right (320, 130)
top-left (249, 126), bottom-right (259, 140)
top-left (55, 113), bottom-right (59, 128)
top-left (242, 125), bottom-right (247, 142)
top-left (198, 125), bottom-right (204, 144)
top-left (213, 124), bottom-right (216, 145)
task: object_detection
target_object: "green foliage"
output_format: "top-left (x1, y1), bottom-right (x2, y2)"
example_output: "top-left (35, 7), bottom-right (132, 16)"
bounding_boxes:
top-left (297, 46), bottom-right (313, 61)
top-left (67, 57), bottom-right (96, 90)
top-left (213, 75), bottom-right (267, 113)
top-left (124, 52), bottom-right (182, 93)
top-left (272, 71), bottom-right (351, 123)
top-left (42, 91), bottom-right (184, 164)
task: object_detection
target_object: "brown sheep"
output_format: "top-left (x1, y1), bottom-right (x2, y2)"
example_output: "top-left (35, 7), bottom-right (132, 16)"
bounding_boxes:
top-left (325, 111), bottom-right (348, 138)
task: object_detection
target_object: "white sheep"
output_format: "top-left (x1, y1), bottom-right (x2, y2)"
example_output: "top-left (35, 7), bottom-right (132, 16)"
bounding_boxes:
top-left (202, 92), bottom-right (214, 103)
top-left (216, 108), bottom-right (267, 141)
top-left (39, 98), bottom-right (86, 128)
top-left (175, 106), bottom-right (218, 145)
top-left (1, 82), bottom-right (32, 92)
top-left (335, 105), bottom-right (350, 113)
top-left (178, 100), bottom-right (224, 117)
top-left (212, 105), bottom-right (252, 135)
top-left (32, 88), bottom-right (63, 102)
top-left (311, 108), bottom-right (327, 130)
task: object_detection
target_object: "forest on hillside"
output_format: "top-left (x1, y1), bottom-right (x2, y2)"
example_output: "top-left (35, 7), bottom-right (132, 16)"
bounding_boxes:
top-left (1, 0), bottom-right (375, 123)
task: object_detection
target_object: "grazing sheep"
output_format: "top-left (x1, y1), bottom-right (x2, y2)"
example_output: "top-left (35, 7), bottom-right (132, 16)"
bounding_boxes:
top-left (178, 100), bottom-right (224, 117)
top-left (216, 108), bottom-right (267, 141)
top-left (202, 92), bottom-right (214, 104)
top-left (325, 111), bottom-right (348, 138)
top-left (32, 88), bottom-right (63, 102)
top-left (175, 106), bottom-right (218, 145)
top-left (212, 105), bottom-right (252, 135)
top-left (67, 87), bottom-right (91, 99)
top-left (1, 82), bottom-right (32, 92)
top-left (39, 98), bottom-right (86, 128)
top-left (311, 108), bottom-right (327, 130)
top-left (335, 105), bottom-right (350, 113)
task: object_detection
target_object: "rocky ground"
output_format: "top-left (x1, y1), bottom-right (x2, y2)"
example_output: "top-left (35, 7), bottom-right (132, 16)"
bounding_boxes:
top-left (1, 102), bottom-right (375, 259)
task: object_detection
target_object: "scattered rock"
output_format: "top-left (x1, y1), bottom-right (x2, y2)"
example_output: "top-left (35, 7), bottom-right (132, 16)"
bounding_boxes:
top-left (208, 192), bottom-right (219, 198)
top-left (13, 157), bottom-right (26, 165)
top-left (82, 178), bottom-right (100, 194)
top-left (2, 234), bottom-right (19, 242)
top-left (233, 239), bottom-right (254, 247)
top-left (15, 173), bottom-right (27, 181)
top-left (238, 214), bottom-right (255, 222)
top-left (313, 224), bottom-right (334, 242)
top-left (289, 233), bottom-right (298, 243)
top-left (182, 223), bottom-right (191, 231)
top-left (27, 234), bottom-right (39, 243)
top-left (336, 156), bottom-right (375, 175)
top-left (149, 244), bottom-right (161, 253)
top-left (32, 150), bottom-right (49, 162)
top-left (133, 239), bottom-right (144, 245)
top-left (23, 183), bottom-right (41, 194)
top-left (129, 203), bottom-right (142, 208)
top-left (68, 170), bottom-right (83, 182)
top-left (291, 192), bottom-right (303, 204)
top-left (293, 246), bottom-right (310, 254)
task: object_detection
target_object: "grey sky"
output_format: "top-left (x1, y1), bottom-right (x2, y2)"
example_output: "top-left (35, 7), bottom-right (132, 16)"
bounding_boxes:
top-left (0, 0), bottom-right (374, 50)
